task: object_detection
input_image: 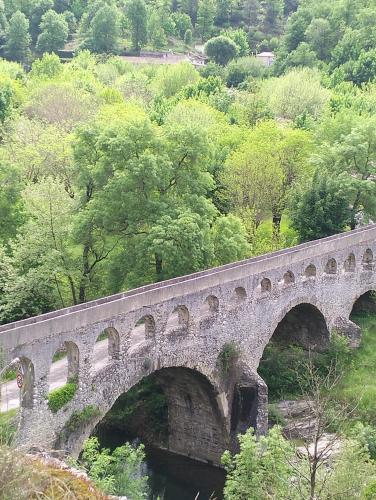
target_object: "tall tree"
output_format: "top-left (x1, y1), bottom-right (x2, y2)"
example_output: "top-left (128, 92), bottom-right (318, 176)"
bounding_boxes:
top-left (127, 0), bottom-right (147, 54)
top-left (36, 9), bottom-right (69, 54)
top-left (4, 10), bottom-right (31, 63)
top-left (86, 4), bottom-right (120, 53)
top-left (196, 0), bottom-right (215, 42)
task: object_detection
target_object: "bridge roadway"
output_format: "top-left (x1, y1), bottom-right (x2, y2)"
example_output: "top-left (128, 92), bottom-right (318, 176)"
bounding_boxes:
top-left (0, 225), bottom-right (376, 463)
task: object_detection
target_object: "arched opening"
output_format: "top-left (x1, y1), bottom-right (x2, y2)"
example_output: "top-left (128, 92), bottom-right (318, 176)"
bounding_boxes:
top-left (166, 305), bottom-right (190, 335)
top-left (304, 264), bottom-right (316, 279)
top-left (89, 367), bottom-right (227, 497)
top-left (47, 342), bottom-right (79, 412)
top-left (344, 253), bottom-right (356, 273)
top-left (351, 291), bottom-right (376, 316)
top-left (131, 315), bottom-right (156, 346)
top-left (1, 356), bottom-right (35, 415)
top-left (325, 258), bottom-right (337, 275)
top-left (93, 328), bottom-right (119, 373)
top-left (283, 271), bottom-right (295, 285)
top-left (259, 304), bottom-right (330, 401)
top-left (201, 295), bottom-right (219, 317)
top-left (230, 286), bottom-right (247, 307)
top-left (270, 304), bottom-right (329, 350)
top-left (362, 249), bottom-right (374, 270)
top-left (260, 278), bottom-right (271, 293)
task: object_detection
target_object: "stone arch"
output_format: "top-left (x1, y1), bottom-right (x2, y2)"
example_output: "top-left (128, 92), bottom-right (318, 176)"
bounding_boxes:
top-left (351, 290), bottom-right (376, 316)
top-left (166, 305), bottom-right (190, 335)
top-left (260, 278), bottom-right (271, 293)
top-left (132, 315), bottom-right (156, 342)
top-left (59, 365), bottom-right (228, 464)
top-left (344, 253), bottom-right (356, 273)
top-left (48, 341), bottom-right (79, 392)
top-left (362, 249), bottom-right (374, 270)
top-left (268, 302), bottom-right (330, 351)
top-left (6, 356), bottom-right (35, 410)
top-left (93, 328), bottom-right (120, 373)
top-left (233, 286), bottom-right (247, 302)
top-left (283, 271), bottom-right (295, 285)
top-left (304, 264), bottom-right (316, 279)
top-left (201, 295), bottom-right (219, 316)
top-left (325, 258), bottom-right (337, 275)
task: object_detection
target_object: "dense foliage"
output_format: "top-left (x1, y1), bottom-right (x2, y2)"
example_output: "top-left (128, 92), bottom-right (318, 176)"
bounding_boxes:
top-left (0, 0), bottom-right (374, 323)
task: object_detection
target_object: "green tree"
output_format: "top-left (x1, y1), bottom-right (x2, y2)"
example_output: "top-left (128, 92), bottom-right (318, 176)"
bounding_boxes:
top-left (84, 4), bottom-right (120, 53)
top-left (148, 10), bottom-right (167, 49)
top-left (5, 11), bottom-right (31, 63)
top-left (262, 68), bottom-right (331, 122)
top-left (196, 0), bottom-right (215, 42)
top-left (29, 0), bottom-right (54, 42)
top-left (36, 9), bottom-right (69, 54)
top-left (222, 426), bottom-right (293, 500)
top-left (305, 18), bottom-right (334, 60)
top-left (211, 214), bottom-right (249, 265)
top-left (127, 0), bottom-right (147, 53)
top-left (290, 172), bottom-right (350, 242)
top-left (172, 11), bottom-right (192, 39)
top-left (223, 28), bottom-right (249, 56)
top-left (313, 113), bottom-right (376, 228)
top-left (205, 36), bottom-right (238, 66)
top-left (184, 28), bottom-right (192, 45)
top-left (0, 0), bottom-right (8, 40)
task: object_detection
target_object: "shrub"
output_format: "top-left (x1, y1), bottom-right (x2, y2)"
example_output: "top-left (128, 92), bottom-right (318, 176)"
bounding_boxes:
top-left (62, 405), bottom-right (101, 436)
top-left (226, 57), bottom-right (264, 87)
top-left (218, 342), bottom-right (239, 375)
top-left (80, 437), bottom-right (148, 498)
top-left (48, 381), bottom-right (77, 413)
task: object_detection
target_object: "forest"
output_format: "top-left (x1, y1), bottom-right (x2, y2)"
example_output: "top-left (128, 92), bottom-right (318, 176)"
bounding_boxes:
top-left (0, 0), bottom-right (375, 497)
top-left (0, 0), bottom-right (375, 324)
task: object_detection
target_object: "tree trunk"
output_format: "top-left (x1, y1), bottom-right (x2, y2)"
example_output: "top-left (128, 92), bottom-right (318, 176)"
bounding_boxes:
top-left (155, 254), bottom-right (163, 282)
top-left (350, 189), bottom-right (362, 230)
top-left (79, 244), bottom-right (90, 303)
top-left (272, 213), bottom-right (282, 239)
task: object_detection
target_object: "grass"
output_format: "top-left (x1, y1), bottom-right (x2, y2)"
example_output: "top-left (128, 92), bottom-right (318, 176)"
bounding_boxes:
top-left (0, 409), bottom-right (17, 445)
top-left (334, 313), bottom-right (376, 425)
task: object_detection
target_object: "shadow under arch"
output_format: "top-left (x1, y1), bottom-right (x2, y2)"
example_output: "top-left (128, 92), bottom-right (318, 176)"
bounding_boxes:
top-left (268, 302), bottom-right (330, 351)
top-left (351, 289), bottom-right (376, 316)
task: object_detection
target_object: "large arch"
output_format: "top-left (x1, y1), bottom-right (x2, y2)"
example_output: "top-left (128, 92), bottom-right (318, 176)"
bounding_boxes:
top-left (351, 289), bottom-right (376, 316)
top-left (58, 366), bottom-right (230, 464)
top-left (268, 302), bottom-right (330, 351)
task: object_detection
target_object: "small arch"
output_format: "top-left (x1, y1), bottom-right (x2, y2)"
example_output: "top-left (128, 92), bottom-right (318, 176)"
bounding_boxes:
top-left (304, 264), bottom-right (316, 279)
top-left (48, 341), bottom-right (79, 392)
top-left (344, 253), bottom-right (356, 273)
top-left (260, 278), bottom-right (271, 293)
top-left (325, 258), bottom-right (337, 275)
top-left (234, 287), bottom-right (247, 301)
top-left (283, 271), bottom-right (295, 285)
top-left (166, 305), bottom-right (190, 334)
top-left (201, 295), bottom-right (219, 316)
top-left (131, 315), bottom-right (156, 343)
top-left (93, 328), bottom-right (119, 373)
top-left (362, 249), bottom-right (373, 270)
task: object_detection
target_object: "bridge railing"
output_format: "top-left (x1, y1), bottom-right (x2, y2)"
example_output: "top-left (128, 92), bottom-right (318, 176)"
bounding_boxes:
top-left (0, 224), bottom-right (375, 337)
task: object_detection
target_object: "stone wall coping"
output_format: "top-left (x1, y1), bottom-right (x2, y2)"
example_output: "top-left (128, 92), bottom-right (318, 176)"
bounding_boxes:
top-left (1, 225), bottom-right (375, 350)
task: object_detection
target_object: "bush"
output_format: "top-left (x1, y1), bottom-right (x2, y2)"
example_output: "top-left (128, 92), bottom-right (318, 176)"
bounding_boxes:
top-left (48, 381), bottom-right (77, 413)
top-left (218, 342), bottom-right (239, 376)
top-left (62, 405), bottom-right (101, 436)
top-left (226, 56), bottom-right (264, 87)
top-left (80, 437), bottom-right (148, 498)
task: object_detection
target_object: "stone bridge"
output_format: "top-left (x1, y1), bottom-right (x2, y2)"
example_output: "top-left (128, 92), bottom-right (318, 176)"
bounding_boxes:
top-left (1, 226), bottom-right (376, 464)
